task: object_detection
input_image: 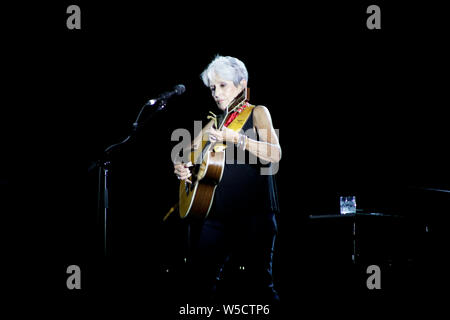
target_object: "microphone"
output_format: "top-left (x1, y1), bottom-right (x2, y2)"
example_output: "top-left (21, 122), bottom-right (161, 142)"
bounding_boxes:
top-left (146, 84), bottom-right (186, 106)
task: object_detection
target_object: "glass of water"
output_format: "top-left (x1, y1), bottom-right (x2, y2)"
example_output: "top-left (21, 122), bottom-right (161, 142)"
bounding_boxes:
top-left (340, 196), bottom-right (357, 215)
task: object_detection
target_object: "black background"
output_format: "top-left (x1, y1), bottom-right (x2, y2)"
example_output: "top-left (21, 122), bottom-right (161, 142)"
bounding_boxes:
top-left (1, 0), bottom-right (448, 316)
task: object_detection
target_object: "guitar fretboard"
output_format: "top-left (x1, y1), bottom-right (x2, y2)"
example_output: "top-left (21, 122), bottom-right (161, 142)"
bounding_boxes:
top-left (203, 89), bottom-right (247, 157)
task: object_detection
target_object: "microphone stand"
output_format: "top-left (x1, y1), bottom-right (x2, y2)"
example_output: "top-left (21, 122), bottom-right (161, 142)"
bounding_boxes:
top-left (95, 98), bottom-right (168, 256)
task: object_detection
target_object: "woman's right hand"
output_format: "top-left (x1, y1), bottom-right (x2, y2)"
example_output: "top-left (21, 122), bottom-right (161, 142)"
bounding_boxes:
top-left (174, 162), bottom-right (193, 183)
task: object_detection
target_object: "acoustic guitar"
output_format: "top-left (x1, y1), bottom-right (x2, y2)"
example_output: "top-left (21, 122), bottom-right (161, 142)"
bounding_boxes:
top-left (178, 89), bottom-right (250, 219)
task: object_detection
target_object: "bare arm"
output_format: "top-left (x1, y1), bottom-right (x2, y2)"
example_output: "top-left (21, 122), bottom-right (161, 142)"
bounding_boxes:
top-left (246, 106), bottom-right (282, 163)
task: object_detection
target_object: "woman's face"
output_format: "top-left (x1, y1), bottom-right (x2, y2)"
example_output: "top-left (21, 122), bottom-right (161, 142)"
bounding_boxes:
top-left (209, 73), bottom-right (244, 111)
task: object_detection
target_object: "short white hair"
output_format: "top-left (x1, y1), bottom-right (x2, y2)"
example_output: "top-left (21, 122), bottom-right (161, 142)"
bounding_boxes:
top-left (201, 55), bottom-right (248, 87)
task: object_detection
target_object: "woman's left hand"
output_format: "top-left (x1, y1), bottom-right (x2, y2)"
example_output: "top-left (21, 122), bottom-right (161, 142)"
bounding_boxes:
top-left (206, 127), bottom-right (239, 144)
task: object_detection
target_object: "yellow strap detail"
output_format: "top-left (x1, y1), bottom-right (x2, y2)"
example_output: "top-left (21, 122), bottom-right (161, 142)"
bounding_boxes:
top-left (227, 105), bottom-right (255, 132)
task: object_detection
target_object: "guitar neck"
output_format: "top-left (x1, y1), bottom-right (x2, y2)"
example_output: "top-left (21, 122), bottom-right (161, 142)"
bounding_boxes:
top-left (217, 89), bottom-right (247, 130)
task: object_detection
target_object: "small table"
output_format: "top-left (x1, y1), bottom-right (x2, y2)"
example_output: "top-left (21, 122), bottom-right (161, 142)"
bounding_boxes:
top-left (308, 212), bottom-right (408, 265)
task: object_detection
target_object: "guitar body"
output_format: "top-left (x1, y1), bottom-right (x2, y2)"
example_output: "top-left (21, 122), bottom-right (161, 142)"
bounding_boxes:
top-left (179, 149), bottom-right (225, 219)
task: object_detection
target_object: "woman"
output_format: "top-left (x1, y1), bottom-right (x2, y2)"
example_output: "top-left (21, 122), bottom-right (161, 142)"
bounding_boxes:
top-left (174, 55), bottom-right (281, 303)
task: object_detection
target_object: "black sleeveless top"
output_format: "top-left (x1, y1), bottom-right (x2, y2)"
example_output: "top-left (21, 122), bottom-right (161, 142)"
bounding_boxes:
top-left (211, 107), bottom-right (280, 218)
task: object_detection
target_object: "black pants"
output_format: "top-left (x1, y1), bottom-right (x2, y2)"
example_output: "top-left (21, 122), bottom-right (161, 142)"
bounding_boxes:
top-left (186, 211), bottom-right (279, 304)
